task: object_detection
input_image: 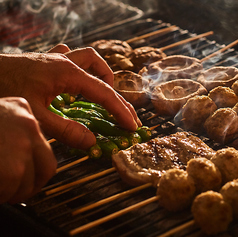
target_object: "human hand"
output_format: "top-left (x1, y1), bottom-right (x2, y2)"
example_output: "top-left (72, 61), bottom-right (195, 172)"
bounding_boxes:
top-left (0, 97), bottom-right (57, 204)
top-left (0, 44), bottom-right (141, 149)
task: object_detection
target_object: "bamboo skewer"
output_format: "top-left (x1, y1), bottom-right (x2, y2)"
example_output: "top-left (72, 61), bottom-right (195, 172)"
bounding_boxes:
top-left (69, 196), bottom-right (159, 236)
top-left (159, 31), bottom-right (214, 51)
top-left (45, 167), bottom-right (116, 196)
top-left (47, 138), bottom-right (56, 144)
top-left (126, 25), bottom-right (179, 44)
top-left (157, 219), bottom-right (196, 237)
top-left (72, 183), bottom-right (152, 216)
top-left (201, 39), bottom-right (238, 63)
top-left (56, 155), bottom-right (89, 173)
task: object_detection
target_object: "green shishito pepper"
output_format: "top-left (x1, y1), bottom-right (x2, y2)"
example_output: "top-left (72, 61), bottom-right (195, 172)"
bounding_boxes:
top-left (51, 95), bottom-right (65, 110)
top-left (90, 117), bottom-right (142, 146)
top-left (61, 107), bottom-right (103, 120)
top-left (70, 101), bottom-right (116, 123)
top-left (48, 104), bottom-right (68, 119)
top-left (88, 143), bottom-right (103, 159)
top-left (107, 136), bottom-right (129, 150)
top-left (136, 126), bottom-right (152, 142)
top-left (60, 93), bottom-right (76, 105)
top-left (96, 134), bottom-right (119, 158)
top-left (69, 144), bottom-right (102, 159)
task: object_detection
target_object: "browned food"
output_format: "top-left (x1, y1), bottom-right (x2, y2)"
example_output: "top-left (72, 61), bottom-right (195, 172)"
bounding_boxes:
top-left (197, 66), bottom-right (238, 91)
top-left (112, 132), bottom-right (215, 187)
top-left (220, 179), bottom-right (238, 219)
top-left (90, 39), bottom-right (132, 57)
top-left (187, 158), bottom-right (222, 193)
top-left (156, 169), bottom-right (196, 212)
top-left (139, 55), bottom-right (203, 82)
top-left (204, 108), bottom-right (238, 144)
top-left (191, 191), bottom-right (233, 235)
top-left (151, 79), bottom-right (207, 116)
top-left (211, 147), bottom-right (238, 184)
top-left (113, 70), bottom-right (150, 108)
top-left (104, 54), bottom-right (134, 71)
top-left (181, 95), bottom-right (217, 133)
top-left (208, 86), bottom-right (238, 108)
top-left (128, 46), bottom-right (166, 72)
top-left (232, 80), bottom-right (238, 95)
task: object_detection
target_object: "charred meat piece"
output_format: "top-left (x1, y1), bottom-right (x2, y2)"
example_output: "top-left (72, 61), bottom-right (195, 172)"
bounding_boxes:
top-left (112, 132), bottom-right (215, 187)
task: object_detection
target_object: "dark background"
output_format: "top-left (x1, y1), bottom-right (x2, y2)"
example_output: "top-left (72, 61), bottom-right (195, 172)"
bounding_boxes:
top-left (123, 0), bottom-right (238, 45)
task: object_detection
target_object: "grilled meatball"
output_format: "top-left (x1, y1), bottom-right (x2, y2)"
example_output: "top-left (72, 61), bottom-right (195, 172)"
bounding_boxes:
top-left (204, 108), bottom-right (238, 144)
top-left (232, 80), bottom-right (238, 96)
top-left (191, 191), bottom-right (233, 235)
top-left (187, 158), bottom-right (222, 193)
top-left (156, 169), bottom-right (196, 212)
top-left (208, 86), bottom-right (238, 108)
top-left (181, 95), bottom-right (217, 134)
top-left (220, 179), bottom-right (238, 219)
top-left (129, 46), bottom-right (166, 72)
top-left (211, 147), bottom-right (238, 184)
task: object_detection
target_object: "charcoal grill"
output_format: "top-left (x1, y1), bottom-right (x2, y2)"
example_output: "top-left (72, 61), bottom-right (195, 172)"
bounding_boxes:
top-left (1, 1), bottom-right (238, 237)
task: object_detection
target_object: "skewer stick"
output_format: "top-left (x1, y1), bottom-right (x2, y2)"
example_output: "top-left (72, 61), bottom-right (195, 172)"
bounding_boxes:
top-left (159, 31), bottom-right (214, 51)
top-left (126, 25), bottom-right (179, 44)
top-left (56, 155), bottom-right (89, 173)
top-left (69, 196), bottom-right (159, 236)
top-left (150, 124), bottom-right (161, 130)
top-left (45, 167), bottom-right (116, 196)
top-left (157, 219), bottom-right (196, 237)
top-left (72, 183), bottom-right (153, 216)
top-left (201, 39), bottom-right (238, 62)
top-left (47, 138), bottom-right (56, 144)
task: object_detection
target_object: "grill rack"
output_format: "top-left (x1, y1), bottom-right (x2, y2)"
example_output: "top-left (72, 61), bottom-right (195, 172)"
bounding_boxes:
top-left (4, 18), bottom-right (238, 237)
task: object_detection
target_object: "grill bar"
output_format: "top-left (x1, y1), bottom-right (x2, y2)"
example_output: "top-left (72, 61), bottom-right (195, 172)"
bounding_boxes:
top-left (5, 16), bottom-right (238, 237)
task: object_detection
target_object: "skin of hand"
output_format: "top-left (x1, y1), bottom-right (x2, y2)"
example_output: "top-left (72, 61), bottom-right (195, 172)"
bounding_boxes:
top-left (0, 97), bottom-right (57, 204)
top-left (0, 44), bottom-right (142, 150)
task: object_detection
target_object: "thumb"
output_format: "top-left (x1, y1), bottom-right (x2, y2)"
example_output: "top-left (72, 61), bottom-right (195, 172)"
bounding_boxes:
top-left (36, 107), bottom-right (96, 149)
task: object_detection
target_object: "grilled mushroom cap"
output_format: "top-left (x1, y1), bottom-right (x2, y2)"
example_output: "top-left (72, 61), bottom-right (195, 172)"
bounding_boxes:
top-left (151, 79), bottom-right (207, 116)
top-left (90, 39), bottom-right (133, 57)
top-left (113, 70), bottom-right (150, 108)
top-left (140, 55), bottom-right (203, 82)
top-left (197, 66), bottom-right (238, 91)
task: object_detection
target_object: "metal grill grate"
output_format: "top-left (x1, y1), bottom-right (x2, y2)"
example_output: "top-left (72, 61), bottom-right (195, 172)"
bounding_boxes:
top-left (3, 17), bottom-right (238, 237)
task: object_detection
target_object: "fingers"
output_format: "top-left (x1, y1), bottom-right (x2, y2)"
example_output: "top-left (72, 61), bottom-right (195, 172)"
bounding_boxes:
top-left (47, 44), bottom-right (71, 54)
top-left (67, 71), bottom-right (139, 131)
top-left (37, 106), bottom-right (96, 149)
top-left (65, 47), bottom-right (114, 87)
